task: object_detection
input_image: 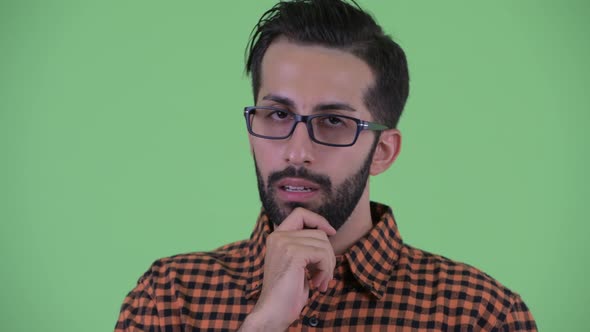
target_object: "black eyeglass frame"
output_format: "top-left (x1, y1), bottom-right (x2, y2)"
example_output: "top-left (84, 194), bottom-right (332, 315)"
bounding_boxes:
top-left (244, 106), bottom-right (390, 147)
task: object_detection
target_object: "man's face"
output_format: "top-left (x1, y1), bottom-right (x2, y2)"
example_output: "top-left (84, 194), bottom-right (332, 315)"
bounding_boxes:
top-left (250, 38), bottom-right (378, 230)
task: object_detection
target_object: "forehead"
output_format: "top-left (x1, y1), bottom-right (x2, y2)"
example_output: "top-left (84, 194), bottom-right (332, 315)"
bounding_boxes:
top-left (259, 38), bottom-right (375, 117)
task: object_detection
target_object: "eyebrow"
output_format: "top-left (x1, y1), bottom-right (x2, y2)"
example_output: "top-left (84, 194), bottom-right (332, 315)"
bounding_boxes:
top-left (261, 94), bottom-right (357, 113)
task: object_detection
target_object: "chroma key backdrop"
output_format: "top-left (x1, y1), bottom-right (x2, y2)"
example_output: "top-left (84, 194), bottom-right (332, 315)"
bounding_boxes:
top-left (1, 1), bottom-right (588, 331)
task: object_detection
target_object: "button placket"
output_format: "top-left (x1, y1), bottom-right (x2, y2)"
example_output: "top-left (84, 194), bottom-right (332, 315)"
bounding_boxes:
top-left (300, 292), bottom-right (322, 328)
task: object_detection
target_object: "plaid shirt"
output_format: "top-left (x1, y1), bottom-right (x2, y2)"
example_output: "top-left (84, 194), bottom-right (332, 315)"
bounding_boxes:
top-left (116, 202), bottom-right (537, 331)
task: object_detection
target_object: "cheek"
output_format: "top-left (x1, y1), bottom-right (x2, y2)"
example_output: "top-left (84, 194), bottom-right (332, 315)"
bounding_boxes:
top-left (331, 154), bottom-right (360, 180)
top-left (250, 135), bottom-right (372, 184)
top-left (251, 140), bottom-right (281, 173)
top-left (330, 144), bottom-right (373, 179)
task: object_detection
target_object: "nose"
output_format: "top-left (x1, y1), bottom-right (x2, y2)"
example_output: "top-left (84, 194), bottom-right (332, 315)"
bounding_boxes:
top-left (283, 121), bottom-right (315, 166)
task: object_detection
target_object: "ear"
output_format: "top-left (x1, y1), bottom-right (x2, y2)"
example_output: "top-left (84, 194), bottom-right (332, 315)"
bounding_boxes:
top-left (370, 129), bottom-right (401, 176)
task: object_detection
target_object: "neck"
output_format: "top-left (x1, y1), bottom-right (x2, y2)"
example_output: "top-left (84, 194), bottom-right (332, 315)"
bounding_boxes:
top-left (329, 187), bottom-right (373, 255)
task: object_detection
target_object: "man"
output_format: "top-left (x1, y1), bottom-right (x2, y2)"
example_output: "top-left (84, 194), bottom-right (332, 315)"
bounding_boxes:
top-left (116, 0), bottom-right (537, 330)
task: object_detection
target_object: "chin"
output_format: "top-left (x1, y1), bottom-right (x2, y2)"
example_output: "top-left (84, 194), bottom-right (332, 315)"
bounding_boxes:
top-left (283, 200), bottom-right (323, 213)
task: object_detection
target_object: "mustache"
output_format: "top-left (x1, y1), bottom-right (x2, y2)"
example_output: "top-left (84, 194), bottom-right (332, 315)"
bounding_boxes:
top-left (267, 166), bottom-right (332, 193)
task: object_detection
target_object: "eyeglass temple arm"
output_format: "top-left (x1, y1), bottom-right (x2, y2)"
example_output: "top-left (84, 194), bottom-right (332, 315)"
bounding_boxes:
top-left (361, 121), bottom-right (390, 131)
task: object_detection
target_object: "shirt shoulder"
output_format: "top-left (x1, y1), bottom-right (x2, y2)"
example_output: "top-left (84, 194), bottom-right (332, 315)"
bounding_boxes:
top-left (401, 243), bottom-right (513, 296)
top-left (394, 244), bottom-right (536, 330)
top-left (115, 239), bottom-right (252, 331)
top-left (139, 238), bottom-right (251, 286)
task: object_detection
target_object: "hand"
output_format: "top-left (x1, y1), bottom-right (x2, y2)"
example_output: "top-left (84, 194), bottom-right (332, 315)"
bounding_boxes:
top-left (241, 208), bottom-right (337, 331)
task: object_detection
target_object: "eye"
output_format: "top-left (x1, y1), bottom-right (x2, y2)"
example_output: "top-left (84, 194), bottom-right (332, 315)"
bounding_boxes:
top-left (327, 116), bottom-right (343, 125)
top-left (319, 116), bottom-right (345, 127)
top-left (264, 110), bottom-right (293, 121)
top-left (272, 111), bottom-right (289, 119)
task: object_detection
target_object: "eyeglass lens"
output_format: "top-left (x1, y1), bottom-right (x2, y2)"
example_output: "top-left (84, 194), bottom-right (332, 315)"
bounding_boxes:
top-left (248, 108), bottom-right (358, 145)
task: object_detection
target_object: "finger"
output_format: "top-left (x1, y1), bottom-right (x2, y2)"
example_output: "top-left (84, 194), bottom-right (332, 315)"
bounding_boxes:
top-left (310, 269), bottom-right (333, 293)
top-left (266, 233), bottom-right (336, 269)
top-left (274, 229), bottom-right (332, 242)
top-left (310, 270), bottom-right (329, 289)
top-left (277, 240), bottom-right (334, 274)
top-left (303, 273), bottom-right (310, 296)
top-left (282, 240), bottom-right (334, 263)
top-left (277, 208), bottom-right (337, 235)
top-left (282, 232), bottom-right (335, 258)
top-left (297, 247), bottom-right (335, 286)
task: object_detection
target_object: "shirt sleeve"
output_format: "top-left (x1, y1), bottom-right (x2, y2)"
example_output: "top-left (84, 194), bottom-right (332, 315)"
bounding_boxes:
top-left (115, 274), bottom-right (162, 332)
top-left (499, 294), bottom-right (538, 332)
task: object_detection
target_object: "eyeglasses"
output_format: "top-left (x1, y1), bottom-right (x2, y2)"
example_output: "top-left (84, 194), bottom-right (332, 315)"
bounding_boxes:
top-left (244, 106), bottom-right (389, 147)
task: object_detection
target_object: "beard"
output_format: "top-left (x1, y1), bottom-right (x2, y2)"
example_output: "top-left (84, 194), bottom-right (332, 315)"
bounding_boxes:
top-left (254, 141), bottom-right (377, 230)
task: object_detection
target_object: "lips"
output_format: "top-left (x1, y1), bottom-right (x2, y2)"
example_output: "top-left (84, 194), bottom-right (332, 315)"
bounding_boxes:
top-left (275, 177), bottom-right (320, 202)
top-left (283, 185), bottom-right (313, 193)
top-left (276, 177), bottom-right (319, 191)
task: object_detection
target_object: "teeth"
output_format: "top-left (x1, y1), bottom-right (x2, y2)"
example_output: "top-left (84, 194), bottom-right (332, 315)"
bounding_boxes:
top-left (284, 185), bottom-right (312, 192)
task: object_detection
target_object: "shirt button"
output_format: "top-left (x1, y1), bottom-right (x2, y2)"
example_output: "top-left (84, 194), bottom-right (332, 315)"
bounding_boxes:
top-left (308, 316), bottom-right (319, 327)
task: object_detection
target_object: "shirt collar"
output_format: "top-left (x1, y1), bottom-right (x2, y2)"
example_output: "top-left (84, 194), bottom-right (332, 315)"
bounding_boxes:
top-left (245, 202), bottom-right (404, 300)
top-left (245, 211), bottom-right (270, 300)
top-left (344, 201), bottom-right (403, 299)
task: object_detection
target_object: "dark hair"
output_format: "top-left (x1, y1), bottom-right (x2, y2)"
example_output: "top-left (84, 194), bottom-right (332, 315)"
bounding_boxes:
top-left (246, 0), bottom-right (410, 128)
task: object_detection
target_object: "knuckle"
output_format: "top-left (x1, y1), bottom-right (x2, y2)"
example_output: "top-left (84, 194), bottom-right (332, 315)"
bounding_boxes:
top-left (283, 242), bottom-right (299, 257)
top-left (311, 229), bottom-right (328, 239)
top-left (293, 207), bottom-right (305, 213)
top-left (292, 207), bottom-right (307, 217)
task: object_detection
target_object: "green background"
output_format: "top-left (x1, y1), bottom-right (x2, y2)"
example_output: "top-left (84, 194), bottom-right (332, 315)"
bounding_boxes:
top-left (1, 0), bottom-right (588, 331)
